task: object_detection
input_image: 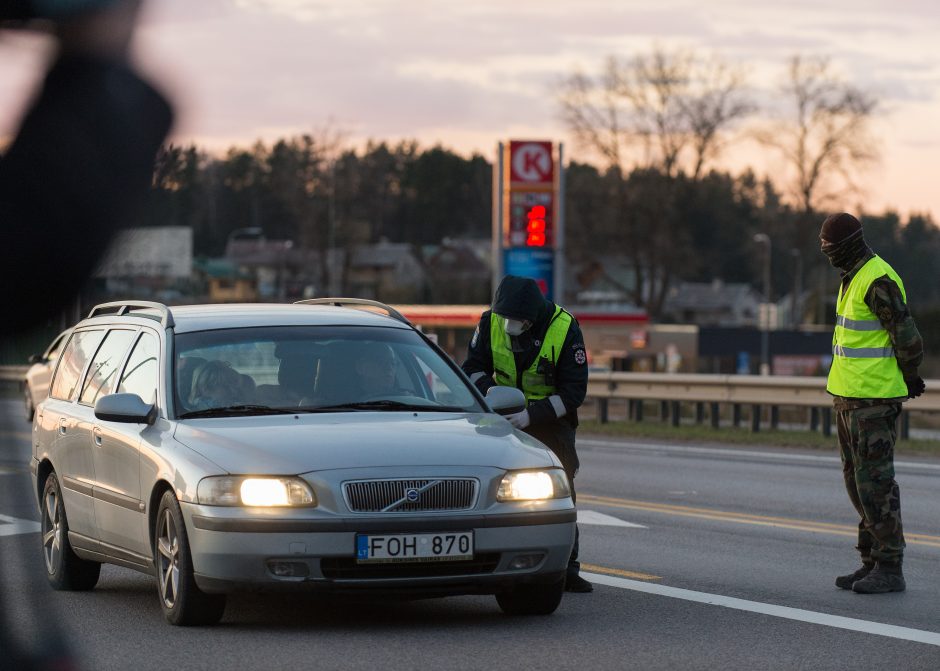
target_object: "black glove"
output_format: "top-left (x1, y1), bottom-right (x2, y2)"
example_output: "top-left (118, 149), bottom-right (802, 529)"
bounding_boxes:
top-left (906, 376), bottom-right (926, 399)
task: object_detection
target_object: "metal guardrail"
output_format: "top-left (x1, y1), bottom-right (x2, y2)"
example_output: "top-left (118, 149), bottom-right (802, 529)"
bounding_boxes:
top-left (586, 372), bottom-right (940, 438)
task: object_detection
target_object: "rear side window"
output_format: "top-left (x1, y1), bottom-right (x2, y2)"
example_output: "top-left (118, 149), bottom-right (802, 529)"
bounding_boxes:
top-left (50, 330), bottom-right (105, 401)
top-left (79, 329), bottom-right (136, 406)
top-left (118, 332), bottom-right (160, 404)
top-left (46, 332), bottom-right (69, 361)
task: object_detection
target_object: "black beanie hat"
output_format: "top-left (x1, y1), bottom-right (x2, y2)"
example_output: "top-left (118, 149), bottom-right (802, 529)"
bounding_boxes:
top-left (820, 212), bottom-right (862, 243)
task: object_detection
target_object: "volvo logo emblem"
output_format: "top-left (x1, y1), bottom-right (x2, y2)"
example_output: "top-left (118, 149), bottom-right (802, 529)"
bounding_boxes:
top-left (405, 488), bottom-right (420, 503)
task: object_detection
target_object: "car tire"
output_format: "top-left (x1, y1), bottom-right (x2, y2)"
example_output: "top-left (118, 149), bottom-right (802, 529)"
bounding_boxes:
top-left (24, 383), bottom-right (34, 423)
top-left (154, 490), bottom-right (226, 626)
top-left (41, 473), bottom-right (101, 591)
top-left (496, 577), bottom-right (565, 616)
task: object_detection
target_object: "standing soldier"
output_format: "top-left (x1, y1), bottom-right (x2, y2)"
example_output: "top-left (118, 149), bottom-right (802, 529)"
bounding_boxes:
top-left (463, 275), bottom-right (592, 592)
top-left (821, 213), bottom-right (925, 594)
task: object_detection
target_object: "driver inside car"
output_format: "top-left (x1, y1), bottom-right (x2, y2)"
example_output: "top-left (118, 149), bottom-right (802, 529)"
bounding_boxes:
top-left (355, 343), bottom-right (399, 395)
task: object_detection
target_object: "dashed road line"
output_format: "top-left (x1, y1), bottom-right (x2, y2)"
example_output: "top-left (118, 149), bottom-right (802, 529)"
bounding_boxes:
top-left (0, 514), bottom-right (40, 537)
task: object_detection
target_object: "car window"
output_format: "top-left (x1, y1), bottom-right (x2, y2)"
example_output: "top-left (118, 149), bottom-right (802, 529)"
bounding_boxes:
top-left (79, 329), bottom-right (136, 406)
top-left (118, 331), bottom-right (159, 404)
top-left (49, 330), bottom-right (105, 401)
top-left (46, 331), bottom-right (69, 361)
top-left (173, 325), bottom-right (483, 415)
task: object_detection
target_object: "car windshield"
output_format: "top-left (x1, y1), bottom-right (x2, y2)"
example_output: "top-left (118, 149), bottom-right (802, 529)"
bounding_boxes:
top-left (173, 325), bottom-right (483, 418)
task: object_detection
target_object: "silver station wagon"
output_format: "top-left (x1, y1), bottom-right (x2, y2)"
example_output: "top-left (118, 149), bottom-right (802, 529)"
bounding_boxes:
top-left (30, 299), bottom-right (576, 625)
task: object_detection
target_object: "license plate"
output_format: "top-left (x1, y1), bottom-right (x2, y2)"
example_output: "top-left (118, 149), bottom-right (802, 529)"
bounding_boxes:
top-left (356, 532), bottom-right (474, 563)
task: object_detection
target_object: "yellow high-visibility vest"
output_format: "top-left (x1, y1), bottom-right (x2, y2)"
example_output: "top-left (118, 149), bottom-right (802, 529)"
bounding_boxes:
top-left (491, 306), bottom-right (572, 403)
top-left (827, 255), bottom-right (907, 398)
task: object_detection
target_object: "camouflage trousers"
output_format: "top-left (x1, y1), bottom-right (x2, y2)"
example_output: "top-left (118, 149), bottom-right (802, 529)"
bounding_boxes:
top-left (836, 402), bottom-right (905, 564)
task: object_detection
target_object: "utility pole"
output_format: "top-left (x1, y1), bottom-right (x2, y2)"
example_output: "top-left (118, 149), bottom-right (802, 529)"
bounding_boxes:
top-left (754, 233), bottom-right (772, 375)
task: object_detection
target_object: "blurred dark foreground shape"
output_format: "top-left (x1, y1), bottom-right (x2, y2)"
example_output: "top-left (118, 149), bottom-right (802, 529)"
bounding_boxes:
top-left (0, 0), bottom-right (173, 667)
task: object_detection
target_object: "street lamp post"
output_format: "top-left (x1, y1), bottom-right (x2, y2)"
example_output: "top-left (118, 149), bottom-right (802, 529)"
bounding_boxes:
top-left (754, 233), bottom-right (772, 375)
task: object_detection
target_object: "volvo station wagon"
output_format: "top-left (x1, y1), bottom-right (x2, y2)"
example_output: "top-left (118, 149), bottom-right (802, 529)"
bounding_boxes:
top-left (31, 299), bottom-right (576, 625)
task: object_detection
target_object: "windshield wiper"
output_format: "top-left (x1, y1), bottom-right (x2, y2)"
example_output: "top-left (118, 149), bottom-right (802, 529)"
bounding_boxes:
top-left (297, 400), bottom-right (467, 413)
top-left (178, 404), bottom-right (297, 419)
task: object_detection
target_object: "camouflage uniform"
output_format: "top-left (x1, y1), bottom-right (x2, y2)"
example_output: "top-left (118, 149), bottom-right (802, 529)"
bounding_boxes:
top-left (833, 251), bottom-right (923, 565)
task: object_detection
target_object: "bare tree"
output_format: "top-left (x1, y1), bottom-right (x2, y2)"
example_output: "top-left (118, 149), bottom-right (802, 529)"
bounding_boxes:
top-left (558, 48), bottom-right (751, 317)
top-left (755, 55), bottom-right (878, 217)
top-left (558, 47), bottom-right (752, 178)
top-left (682, 58), bottom-right (754, 180)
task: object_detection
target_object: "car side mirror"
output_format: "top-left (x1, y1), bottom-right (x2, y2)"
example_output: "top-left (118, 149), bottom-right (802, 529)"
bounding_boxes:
top-left (28, 353), bottom-right (44, 365)
top-left (485, 386), bottom-right (526, 416)
top-left (94, 393), bottom-right (157, 425)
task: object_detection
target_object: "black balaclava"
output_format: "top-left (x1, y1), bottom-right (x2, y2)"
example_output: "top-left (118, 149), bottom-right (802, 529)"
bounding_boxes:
top-left (820, 212), bottom-right (870, 272)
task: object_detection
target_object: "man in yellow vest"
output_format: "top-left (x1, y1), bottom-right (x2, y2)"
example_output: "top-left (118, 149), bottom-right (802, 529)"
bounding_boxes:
top-left (821, 213), bottom-right (925, 594)
top-left (462, 275), bottom-right (591, 592)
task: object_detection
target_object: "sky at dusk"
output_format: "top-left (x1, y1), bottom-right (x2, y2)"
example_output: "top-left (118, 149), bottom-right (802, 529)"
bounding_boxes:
top-left (1, 0), bottom-right (938, 218)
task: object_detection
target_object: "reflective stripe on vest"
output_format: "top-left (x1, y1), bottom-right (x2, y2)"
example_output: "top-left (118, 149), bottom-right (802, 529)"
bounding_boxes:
top-left (826, 255), bottom-right (907, 398)
top-left (490, 307), bottom-right (572, 403)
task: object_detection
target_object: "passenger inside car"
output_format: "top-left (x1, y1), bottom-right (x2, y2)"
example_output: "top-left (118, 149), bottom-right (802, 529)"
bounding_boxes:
top-left (188, 360), bottom-right (250, 410)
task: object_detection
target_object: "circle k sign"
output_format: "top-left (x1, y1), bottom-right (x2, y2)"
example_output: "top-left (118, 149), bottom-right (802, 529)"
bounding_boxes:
top-left (510, 141), bottom-right (553, 184)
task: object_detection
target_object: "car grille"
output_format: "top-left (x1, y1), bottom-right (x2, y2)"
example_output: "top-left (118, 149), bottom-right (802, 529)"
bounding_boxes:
top-left (343, 479), bottom-right (478, 513)
top-left (320, 554), bottom-right (500, 580)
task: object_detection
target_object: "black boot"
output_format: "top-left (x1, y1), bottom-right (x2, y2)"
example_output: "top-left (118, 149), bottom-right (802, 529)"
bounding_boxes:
top-left (835, 563), bottom-right (873, 590)
top-left (852, 562), bottom-right (905, 594)
top-left (565, 574), bottom-right (593, 593)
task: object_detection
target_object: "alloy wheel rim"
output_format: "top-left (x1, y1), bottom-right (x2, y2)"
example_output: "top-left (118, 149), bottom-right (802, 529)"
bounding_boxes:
top-left (157, 510), bottom-right (180, 608)
top-left (42, 487), bottom-right (61, 574)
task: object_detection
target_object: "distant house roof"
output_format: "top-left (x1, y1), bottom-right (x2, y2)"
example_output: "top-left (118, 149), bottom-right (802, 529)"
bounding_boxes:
top-left (662, 280), bottom-right (762, 326)
top-left (665, 280), bottom-right (761, 311)
top-left (350, 241), bottom-right (420, 269)
top-left (565, 256), bottom-right (637, 305)
top-left (425, 244), bottom-right (488, 273)
top-left (226, 238), bottom-right (295, 266)
top-left (95, 226), bottom-right (193, 279)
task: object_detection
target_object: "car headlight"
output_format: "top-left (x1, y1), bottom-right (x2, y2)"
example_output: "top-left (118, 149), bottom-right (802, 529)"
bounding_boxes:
top-left (197, 476), bottom-right (317, 507)
top-left (497, 469), bottom-right (571, 501)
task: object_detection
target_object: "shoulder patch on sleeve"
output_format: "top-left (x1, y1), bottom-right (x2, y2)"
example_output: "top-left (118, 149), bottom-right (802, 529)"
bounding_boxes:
top-left (574, 348), bottom-right (587, 365)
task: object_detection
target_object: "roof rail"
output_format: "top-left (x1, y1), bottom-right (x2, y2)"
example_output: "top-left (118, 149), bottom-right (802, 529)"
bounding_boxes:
top-left (86, 301), bottom-right (175, 328)
top-left (294, 298), bottom-right (411, 326)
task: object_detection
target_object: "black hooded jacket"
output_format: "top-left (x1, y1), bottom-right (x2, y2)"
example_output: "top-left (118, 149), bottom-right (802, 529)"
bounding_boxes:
top-left (461, 276), bottom-right (588, 429)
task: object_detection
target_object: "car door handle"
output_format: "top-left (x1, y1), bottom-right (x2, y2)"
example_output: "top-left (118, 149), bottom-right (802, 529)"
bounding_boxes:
top-left (58, 418), bottom-right (67, 435)
top-left (93, 427), bottom-right (103, 447)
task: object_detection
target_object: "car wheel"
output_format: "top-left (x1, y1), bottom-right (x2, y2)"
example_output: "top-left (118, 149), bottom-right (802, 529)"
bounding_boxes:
top-left (24, 384), bottom-right (34, 423)
top-left (154, 490), bottom-right (226, 626)
top-left (496, 577), bottom-right (565, 616)
top-left (41, 473), bottom-right (101, 591)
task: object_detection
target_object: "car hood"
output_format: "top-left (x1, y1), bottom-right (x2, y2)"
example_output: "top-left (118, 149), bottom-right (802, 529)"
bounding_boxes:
top-left (172, 412), bottom-right (557, 475)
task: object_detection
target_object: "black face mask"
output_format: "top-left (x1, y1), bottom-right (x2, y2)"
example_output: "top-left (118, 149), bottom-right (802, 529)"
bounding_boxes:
top-left (821, 230), bottom-right (868, 272)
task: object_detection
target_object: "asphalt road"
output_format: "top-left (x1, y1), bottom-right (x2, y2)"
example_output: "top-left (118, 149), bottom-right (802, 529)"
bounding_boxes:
top-left (2, 398), bottom-right (940, 670)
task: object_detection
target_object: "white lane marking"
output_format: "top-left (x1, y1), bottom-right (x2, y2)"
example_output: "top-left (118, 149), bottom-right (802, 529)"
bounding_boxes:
top-left (585, 572), bottom-right (940, 647)
top-left (0, 514), bottom-right (40, 537)
top-left (579, 438), bottom-right (940, 472)
top-left (578, 509), bottom-right (647, 528)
